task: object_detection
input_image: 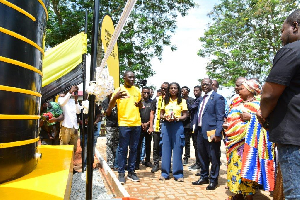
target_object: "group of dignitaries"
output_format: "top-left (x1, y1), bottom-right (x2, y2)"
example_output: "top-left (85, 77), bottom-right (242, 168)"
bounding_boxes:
top-left (105, 69), bottom-right (227, 190)
top-left (39, 9), bottom-right (300, 199)
top-left (105, 10), bottom-right (300, 200)
top-left (105, 9), bottom-right (300, 200)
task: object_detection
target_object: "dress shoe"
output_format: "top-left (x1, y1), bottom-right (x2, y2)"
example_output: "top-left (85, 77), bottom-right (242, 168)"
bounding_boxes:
top-left (151, 164), bottom-right (159, 173)
top-left (206, 182), bottom-right (218, 190)
top-left (145, 161), bottom-right (153, 168)
top-left (183, 157), bottom-right (188, 165)
top-left (192, 178), bottom-right (209, 185)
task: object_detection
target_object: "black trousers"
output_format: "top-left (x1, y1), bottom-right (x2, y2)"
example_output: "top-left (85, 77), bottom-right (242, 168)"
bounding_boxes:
top-left (136, 131), bottom-right (152, 165)
top-left (152, 131), bottom-right (161, 165)
top-left (197, 127), bottom-right (221, 183)
top-left (184, 128), bottom-right (200, 164)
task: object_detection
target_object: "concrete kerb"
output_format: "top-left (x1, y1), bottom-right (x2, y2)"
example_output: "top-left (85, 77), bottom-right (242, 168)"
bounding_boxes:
top-left (95, 148), bottom-right (130, 198)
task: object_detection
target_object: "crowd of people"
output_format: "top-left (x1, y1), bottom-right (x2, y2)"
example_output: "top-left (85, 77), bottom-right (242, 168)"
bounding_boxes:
top-left (38, 9), bottom-right (300, 200)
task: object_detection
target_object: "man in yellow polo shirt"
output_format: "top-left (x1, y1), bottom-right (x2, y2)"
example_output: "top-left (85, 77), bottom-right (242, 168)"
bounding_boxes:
top-left (106, 71), bottom-right (143, 184)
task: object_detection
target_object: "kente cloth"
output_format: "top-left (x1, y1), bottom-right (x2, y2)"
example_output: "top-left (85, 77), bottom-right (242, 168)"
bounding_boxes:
top-left (225, 100), bottom-right (275, 191)
top-left (228, 96), bottom-right (243, 113)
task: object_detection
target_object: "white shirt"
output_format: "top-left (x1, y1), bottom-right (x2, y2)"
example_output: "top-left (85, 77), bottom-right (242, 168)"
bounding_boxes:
top-left (198, 90), bottom-right (213, 127)
top-left (58, 92), bottom-right (81, 129)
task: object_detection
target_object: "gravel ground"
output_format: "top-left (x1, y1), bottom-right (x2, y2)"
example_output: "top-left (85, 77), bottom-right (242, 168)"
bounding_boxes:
top-left (71, 169), bottom-right (114, 200)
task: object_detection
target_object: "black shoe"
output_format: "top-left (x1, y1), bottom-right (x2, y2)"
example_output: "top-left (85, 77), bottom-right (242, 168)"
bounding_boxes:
top-left (118, 173), bottom-right (126, 184)
top-left (189, 163), bottom-right (200, 171)
top-left (141, 160), bottom-right (146, 165)
top-left (206, 182), bottom-right (218, 190)
top-left (195, 172), bottom-right (201, 176)
top-left (127, 172), bottom-right (140, 182)
top-left (145, 161), bottom-right (153, 168)
top-left (192, 178), bottom-right (209, 185)
top-left (135, 164), bottom-right (140, 170)
top-left (183, 157), bottom-right (188, 165)
top-left (151, 164), bottom-right (159, 173)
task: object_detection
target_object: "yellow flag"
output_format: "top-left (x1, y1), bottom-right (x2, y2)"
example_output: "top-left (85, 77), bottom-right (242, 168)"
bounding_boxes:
top-left (100, 15), bottom-right (120, 88)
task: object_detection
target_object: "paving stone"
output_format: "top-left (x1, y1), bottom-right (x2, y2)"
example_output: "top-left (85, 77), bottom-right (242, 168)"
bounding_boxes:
top-left (96, 136), bottom-right (272, 200)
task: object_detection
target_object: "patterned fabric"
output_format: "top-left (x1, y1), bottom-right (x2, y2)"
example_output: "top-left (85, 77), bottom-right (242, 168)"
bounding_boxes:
top-left (41, 102), bottom-right (63, 126)
top-left (227, 149), bottom-right (257, 195)
top-left (153, 96), bottom-right (163, 132)
top-left (225, 100), bottom-right (275, 193)
top-left (228, 96), bottom-right (243, 114)
top-left (106, 127), bottom-right (119, 168)
top-left (241, 114), bottom-right (275, 191)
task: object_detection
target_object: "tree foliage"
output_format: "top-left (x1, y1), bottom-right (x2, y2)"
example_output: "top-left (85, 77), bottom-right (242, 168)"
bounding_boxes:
top-left (46, 0), bottom-right (195, 83)
top-left (198, 0), bottom-right (299, 86)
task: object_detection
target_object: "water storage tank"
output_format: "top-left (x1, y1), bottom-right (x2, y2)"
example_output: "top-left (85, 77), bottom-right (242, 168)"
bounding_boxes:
top-left (0, 0), bottom-right (49, 183)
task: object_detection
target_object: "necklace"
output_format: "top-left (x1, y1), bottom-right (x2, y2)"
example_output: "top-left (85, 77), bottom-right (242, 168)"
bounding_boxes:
top-left (243, 96), bottom-right (255, 103)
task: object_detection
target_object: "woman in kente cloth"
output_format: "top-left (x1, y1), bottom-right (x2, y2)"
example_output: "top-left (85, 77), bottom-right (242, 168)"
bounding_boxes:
top-left (224, 79), bottom-right (275, 200)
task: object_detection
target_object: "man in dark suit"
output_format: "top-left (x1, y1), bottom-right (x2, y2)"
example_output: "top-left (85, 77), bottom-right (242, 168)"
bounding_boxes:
top-left (191, 78), bottom-right (225, 190)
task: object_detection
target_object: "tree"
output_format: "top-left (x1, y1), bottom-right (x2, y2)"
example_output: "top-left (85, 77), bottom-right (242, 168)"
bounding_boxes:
top-left (198, 0), bottom-right (299, 86)
top-left (46, 0), bottom-right (196, 83)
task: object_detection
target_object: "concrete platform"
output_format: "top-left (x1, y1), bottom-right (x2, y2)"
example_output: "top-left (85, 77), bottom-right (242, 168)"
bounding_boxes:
top-left (0, 145), bottom-right (74, 200)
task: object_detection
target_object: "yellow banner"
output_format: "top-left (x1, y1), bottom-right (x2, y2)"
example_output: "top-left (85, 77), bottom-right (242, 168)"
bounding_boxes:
top-left (100, 15), bottom-right (120, 88)
top-left (42, 32), bottom-right (87, 87)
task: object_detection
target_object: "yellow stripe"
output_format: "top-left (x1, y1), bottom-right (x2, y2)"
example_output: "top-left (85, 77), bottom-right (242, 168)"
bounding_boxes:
top-left (0, 27), bottom-right (44, 55)
top-left (0, 114), bottom-right (40, 120)
top-left (0, 0), bottom-right (36, 21)
top-left (0, 56), bottom-right (43, 76)
top-left (0, 85), bottom-right (42, 97)
top-left (37, 0), bottom-right (48, 20)
top-left (0, 137), bottom-right (39, 148)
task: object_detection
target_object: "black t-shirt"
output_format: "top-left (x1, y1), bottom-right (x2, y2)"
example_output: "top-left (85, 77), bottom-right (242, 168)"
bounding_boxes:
top-left (150, 97), bottom-right (157, 112)
top-left (102, 97), bottom-right (118, 127)
top-left (182, 97), bottom-right (194, 128)
top-left (266, 40), bottom-right (300, 146)
top-left (140, 99), bottom-right (152, 123)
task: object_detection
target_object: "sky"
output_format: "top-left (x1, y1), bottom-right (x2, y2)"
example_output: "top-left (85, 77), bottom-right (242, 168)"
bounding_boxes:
top-left (146, 0), bottom-right (234, 98)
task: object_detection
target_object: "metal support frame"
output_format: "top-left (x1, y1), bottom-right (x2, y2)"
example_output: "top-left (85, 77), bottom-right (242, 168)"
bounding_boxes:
top-left (86, 0), bottom-right (99, 199)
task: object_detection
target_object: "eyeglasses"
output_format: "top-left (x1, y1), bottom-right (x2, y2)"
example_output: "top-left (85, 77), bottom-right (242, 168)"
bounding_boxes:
top-left (143, 92), bottom-right (150, 94)
top-left (161, 87), bottom-right (167, 90)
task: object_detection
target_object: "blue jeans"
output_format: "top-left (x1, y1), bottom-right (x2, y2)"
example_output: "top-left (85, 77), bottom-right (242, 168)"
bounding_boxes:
top-left (140, 137), bottom-right (146, 161)
top-left (161, 121), bottom-right (185, 179)
top-left (118, 126), bottom-right (141, 173)
top-left (277, 144), bottom-right (300, 199)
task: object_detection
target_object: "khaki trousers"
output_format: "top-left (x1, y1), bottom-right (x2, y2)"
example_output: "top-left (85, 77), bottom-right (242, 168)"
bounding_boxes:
top-left (60, 126), bottom-right (78, 152)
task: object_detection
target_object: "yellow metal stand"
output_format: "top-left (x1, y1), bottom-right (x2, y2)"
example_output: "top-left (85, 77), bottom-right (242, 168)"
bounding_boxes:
top-left (0, 145), bottom-right (74, 200)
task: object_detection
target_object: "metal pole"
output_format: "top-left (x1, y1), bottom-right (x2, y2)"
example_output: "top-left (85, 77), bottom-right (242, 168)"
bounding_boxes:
top-left (81, 9), bottom-right (88, 173)
top-left (87, 1), bottom-right (99, 199)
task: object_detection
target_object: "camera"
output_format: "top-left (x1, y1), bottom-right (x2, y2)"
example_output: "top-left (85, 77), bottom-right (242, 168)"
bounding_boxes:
top-left (137, 79), bottom-right (147, 87)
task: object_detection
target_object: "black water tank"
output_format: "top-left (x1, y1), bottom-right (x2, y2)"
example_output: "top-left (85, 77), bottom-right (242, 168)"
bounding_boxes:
top-left (0, 0), bottom-right (49, 183)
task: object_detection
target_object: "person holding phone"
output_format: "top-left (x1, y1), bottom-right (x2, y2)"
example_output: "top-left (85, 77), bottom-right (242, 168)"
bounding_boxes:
top-left (159, 82), bottom-right (188, 182)
top-left (58, 85), bottom-right (81, 152)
